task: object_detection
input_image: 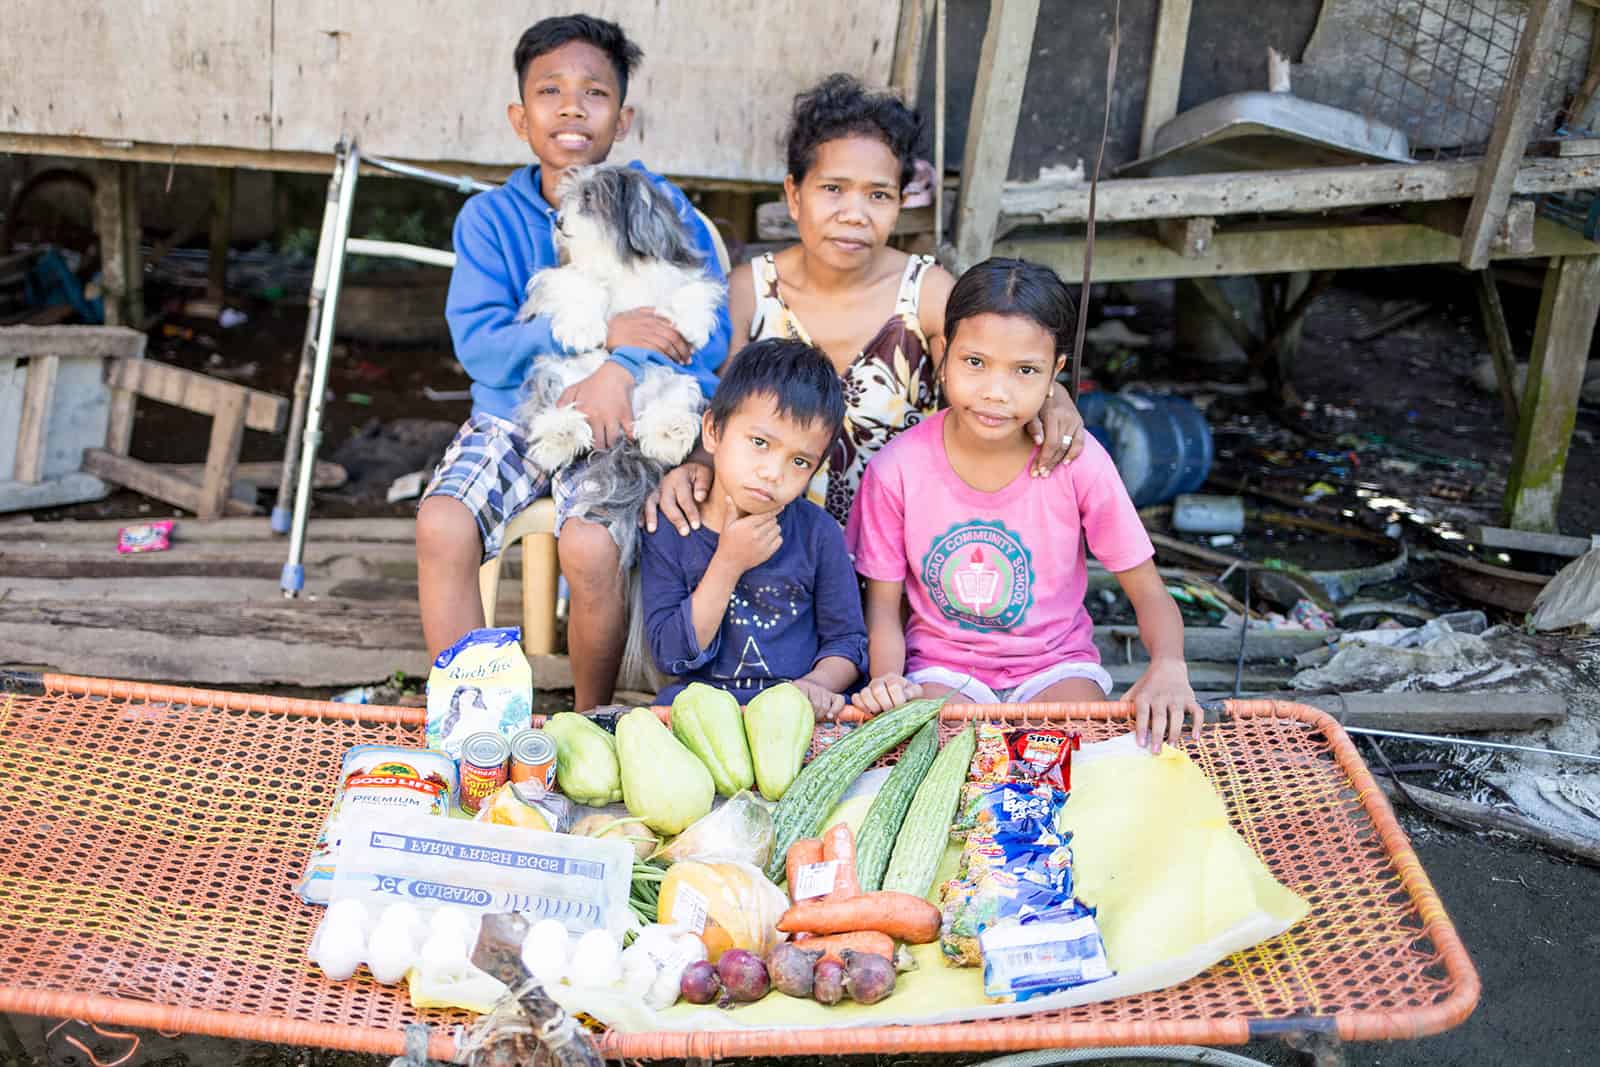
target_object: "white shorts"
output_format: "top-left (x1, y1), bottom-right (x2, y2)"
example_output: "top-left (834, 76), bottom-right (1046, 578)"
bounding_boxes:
top-left (907, 661), bottom-right (1114, 704)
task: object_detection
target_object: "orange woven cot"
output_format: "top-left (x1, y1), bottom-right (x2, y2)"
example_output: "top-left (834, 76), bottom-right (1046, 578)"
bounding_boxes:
top-left (0, 675), bottom-right (1478, 1060)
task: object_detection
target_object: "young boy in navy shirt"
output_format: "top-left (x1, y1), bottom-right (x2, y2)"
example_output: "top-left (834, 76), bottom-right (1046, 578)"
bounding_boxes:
top-left (418, 15), bottom-right (731, 710)
top-left (641, 339), bottom-right (868, 716)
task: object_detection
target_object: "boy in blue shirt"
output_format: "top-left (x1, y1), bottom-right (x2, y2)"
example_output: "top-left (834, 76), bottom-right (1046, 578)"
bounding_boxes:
top-left (418, 15), bottom-right (731, 711)
top-left (641, 339), bottom-right (867, 717)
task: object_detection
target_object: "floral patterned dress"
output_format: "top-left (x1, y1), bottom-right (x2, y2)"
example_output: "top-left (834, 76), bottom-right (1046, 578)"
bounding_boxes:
top-left (748, 252), bottom-right (939, 527)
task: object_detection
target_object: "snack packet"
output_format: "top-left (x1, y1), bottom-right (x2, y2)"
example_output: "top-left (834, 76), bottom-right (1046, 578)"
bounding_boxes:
top-left (979, 903), bottom-right (1113, 1000)
top-left (117, 520), bottom-right (173, 554)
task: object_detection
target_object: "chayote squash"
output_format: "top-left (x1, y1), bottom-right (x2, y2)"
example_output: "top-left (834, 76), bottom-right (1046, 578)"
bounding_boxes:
top-left (542, 712), bottom-right (623, 806)
top-left (742, 682), bottom-right (815, 801)
top-left (670, 683), bottom-right (756, 797)
top-left (616, 707), bottom-right (714, 835)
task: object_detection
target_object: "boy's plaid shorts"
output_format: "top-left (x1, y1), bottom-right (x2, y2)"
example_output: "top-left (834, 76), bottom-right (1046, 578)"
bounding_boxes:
top-left (422, 412), bottom-right (597, 562)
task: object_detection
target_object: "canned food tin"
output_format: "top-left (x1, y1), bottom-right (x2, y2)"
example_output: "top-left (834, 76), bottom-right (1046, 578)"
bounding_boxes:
top-left (459, 731), bottom-right (511, 814)
top-left (509, 729), bottom-right (558, 791)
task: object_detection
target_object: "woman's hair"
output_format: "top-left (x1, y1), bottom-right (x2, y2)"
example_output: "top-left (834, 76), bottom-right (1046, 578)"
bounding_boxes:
top-left (944, 257), bottom-right (1077, 355)
top-left (785, 74), bottom-right (922, 190)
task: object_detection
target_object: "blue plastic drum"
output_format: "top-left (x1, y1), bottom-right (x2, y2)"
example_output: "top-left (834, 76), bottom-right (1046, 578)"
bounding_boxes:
top-left (1078, 391), bottom-right (1214, 508)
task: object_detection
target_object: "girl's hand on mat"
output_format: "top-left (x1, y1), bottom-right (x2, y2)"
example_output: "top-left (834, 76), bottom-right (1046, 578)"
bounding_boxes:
top-left (1125, 658), bottom-right (1202, 753)
top-left (793, 678), bottom-right (846, 719)
top-left (854, 674), bottom-right (923, 714)
top-left (643, 460), bottom-right (713, 535)
top-left (1029, 387), bottom-right (1087, 477)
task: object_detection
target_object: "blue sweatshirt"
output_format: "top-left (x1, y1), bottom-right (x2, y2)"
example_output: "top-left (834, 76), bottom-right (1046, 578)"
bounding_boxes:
top-left (641, 499), bottom-right (869, 705)
top-left (445, 162), bottom-right (732, 421)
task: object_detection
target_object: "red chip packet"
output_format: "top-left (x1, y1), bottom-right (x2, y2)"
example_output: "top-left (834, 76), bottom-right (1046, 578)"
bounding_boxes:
top-left (117, 520), bottom-right (174, 554)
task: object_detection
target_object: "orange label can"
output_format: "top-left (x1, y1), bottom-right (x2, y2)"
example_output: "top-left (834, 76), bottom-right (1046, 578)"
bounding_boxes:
top-left (459, 732), bottom-right (510, 814)
top-left (509, 729), bottom-right (558, 792)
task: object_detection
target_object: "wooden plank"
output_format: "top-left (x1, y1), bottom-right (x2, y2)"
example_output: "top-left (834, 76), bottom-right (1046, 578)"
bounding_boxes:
top-left (0, 515), bottom-right (411, 544)
top-left (1555, 137), bottom-right (1600, 156)
top-left (1476, 271), bottom-right (1525, 431)
top-left (1000, 155), bottom-right (1600, 225)
top-left (1466, 524), bottom-right (1597, 557)
top-left (1377, 779), bottom-right (1600, 868)
top-left (95, 164), bottom-right (143, 454)
top-left (0, 325), bottom-right (146, 360)
top-left (1154, 216), bottom-right (1214, 258)
top-left (0, 529), bottom-right (418, 579)
top-left (165, 460), bottom-right (347, 491)
top-left (81, 449), bottom-right (202, 514)
top-left (890, 0), bottom-right (934, 100)
top-left (207, 168), bottom-right (235, 305)
top-left (11, 355), bottom-right (59, 484)
top-left (1413, 198), bottom-right (1536, 255)
top-left (1199, 691), bottom-right (1569, 732)
top-left (197, 389), bottom-right (247, 521)
top-left (1505, 255), bottom-right (1600, 531)
top-left (994, 218), bottom-right (1600, 284)
top-left (1098, 625), bottom-right (1331, 664)
top-left (105, 358), bottom-right (287, 433)
top-left (1461, 0), bottom-right (1574, 270)
top-left (953, 0), bottom-right (1041, 270)
top-left (1138, 0), bottom-right (1193, 158)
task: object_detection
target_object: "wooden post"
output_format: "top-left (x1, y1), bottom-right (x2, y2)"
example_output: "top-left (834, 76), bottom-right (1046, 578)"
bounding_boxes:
top-left (1461, 0), bottom-right (1573, 270)
top-left (198, 389), bottom-right (247, 521)
top-left (12, 355), bottom-right (60, 484)
top-left (890, 0), bottom-right (935, 101)
top-left (207, 167), bottom-right (235, 306)
top-left (1475, 271), bottom-right (1524, 431)
top-left (1503, 255), bottom-right (1600, 531)
top-left (1139, 0), bottom-right (1194, 157)
top-left (94, 160), bottom-right (144, 452)
top-left (952, 0), bottom-right (1040, 271)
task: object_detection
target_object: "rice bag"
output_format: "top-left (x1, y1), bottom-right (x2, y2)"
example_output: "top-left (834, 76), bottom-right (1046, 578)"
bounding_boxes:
top-left (298, 744), bottom-right (458, 904)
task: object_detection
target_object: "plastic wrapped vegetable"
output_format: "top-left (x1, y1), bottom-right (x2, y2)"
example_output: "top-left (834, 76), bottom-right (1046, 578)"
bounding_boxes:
top-left (620, 924), bottom-right (707, 1009)
top-left (542, 712), bottom-right (623, 805)
top-left (657, 860), bottom-right (791, 962)
top-left (617, 708), bottom-right (715, 835)
top-left (651, 790), bottom-right (774, 869)
top-left (743, 683), bottom-right (815, 801)
top-left (670, 683), bottom-right (757, 797)
top-left (474, 780), bottom-right (571, 832)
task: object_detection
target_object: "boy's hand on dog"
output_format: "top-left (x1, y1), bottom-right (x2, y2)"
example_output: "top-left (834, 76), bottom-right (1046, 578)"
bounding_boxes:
top-left (643, 460), bottom-right (713, 535)
top-left (606, 308), bottom-right (693, 364)
top-left (713, 497), bottom-right (783, 572)
top-left (853, 674), bottom-right (923, 714)
top-left (559, 361), bottom-right (636, 449)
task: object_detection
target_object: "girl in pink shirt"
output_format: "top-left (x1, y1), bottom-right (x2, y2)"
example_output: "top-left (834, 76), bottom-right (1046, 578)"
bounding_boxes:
top-left (847, 258), bottom-right (1201, 752)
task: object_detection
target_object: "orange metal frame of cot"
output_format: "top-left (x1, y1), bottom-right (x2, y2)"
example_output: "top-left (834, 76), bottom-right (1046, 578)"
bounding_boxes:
top-left (0, 675), bottom-right (1480, 1060)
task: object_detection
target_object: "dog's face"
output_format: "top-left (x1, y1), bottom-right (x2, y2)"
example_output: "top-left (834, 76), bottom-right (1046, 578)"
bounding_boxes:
top-left (555, 165), bottom-right (703, 271)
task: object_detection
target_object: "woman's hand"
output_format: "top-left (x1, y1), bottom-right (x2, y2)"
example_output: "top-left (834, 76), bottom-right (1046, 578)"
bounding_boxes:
top-left (642, 459), bottom-right (713, 535)
top-left (853, 673), bottom-right (923, 714)
top-left (1123, 658), bottom-right (1203, 754)
top-left (1028, 387), bottom-right (1087, 477)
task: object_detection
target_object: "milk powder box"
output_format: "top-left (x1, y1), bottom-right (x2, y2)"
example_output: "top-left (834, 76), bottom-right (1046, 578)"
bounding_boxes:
top-left (426, 627), bottom-right (533, 760)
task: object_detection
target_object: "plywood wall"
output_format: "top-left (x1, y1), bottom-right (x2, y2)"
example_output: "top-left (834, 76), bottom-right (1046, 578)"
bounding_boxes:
top-left (1, 0), bottom-right (901, 182)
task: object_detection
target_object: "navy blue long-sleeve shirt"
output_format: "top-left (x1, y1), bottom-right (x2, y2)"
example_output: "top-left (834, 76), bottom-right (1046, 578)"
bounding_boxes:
top-left (641, 499), bottom-right (869, 704)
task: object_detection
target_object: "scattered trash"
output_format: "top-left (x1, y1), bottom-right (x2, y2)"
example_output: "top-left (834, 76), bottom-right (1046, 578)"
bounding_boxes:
top-left (332, 686), bottom-right (377, 705)
top-left (345, 392), bottom-right (373, 406)
top-left (387, 470), bottom-right (430, 504)
top-left (117, 521), bottom-right (174, 555)
top-left (218, 307), bottom-right (249, 329)
top-left (1208, 534), bottom-right (1237, 547)
top-left (1173, 494), bottom-right (1245, 534)
top-left (423, 387), bottom-right (473, 402)
top-left (161, 323), bottom-right (218, 349)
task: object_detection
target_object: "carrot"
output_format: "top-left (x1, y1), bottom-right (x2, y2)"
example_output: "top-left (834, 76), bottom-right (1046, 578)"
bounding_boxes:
top-left (792, 932), bottom-right (815, 942)
top-left (785, 838), bottom-right (824, 897)
top-left (822, 823), bottom-right (860, 899)
top-left (777, 890), bottom-right (941, 944)
top-left (792, 930), bottom-right (894, 964)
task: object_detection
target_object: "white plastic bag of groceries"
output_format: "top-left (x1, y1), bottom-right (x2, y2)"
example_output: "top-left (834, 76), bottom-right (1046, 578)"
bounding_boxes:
top-left (329, 810), bottom-right (635, 939)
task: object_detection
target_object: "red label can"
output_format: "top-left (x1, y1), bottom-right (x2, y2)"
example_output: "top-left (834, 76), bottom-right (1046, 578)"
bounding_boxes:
top-left (509, 729), bottom-right (558, 792)
top-left (459, 731), bottom-right (510, 814)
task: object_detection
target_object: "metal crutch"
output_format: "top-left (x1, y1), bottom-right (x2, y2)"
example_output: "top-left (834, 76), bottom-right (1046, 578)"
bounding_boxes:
top-left (280, 139), bottom-right (362, 597)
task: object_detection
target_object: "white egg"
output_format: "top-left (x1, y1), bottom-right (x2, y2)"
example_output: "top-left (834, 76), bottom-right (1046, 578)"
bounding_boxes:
top-left (568, 929), bottom-right (622, 988)
top-left (418, 928), bottom-right (469, 973)
top-left (520, 919), bottom-right (571, 984)
top-left (366, 930), bottom-right (415, 985)
top-left (376, 901), bottom-right (423, 943)
top-left (313, 921), bottom-right (367, 981)
top-left (324, 898), bottom-right (369, 933)
top-left (430, 905), bottom-right (476, 944)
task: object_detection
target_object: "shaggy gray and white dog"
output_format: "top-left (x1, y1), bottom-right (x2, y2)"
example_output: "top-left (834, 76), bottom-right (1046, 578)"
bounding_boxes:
top-left (515, 164), bottom-right (723, 576)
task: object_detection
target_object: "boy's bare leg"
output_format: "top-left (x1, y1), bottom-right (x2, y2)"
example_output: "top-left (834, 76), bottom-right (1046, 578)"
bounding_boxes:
top-left (558, 517), bottom-right (625, 711)
top-left (417, 496), bottom-right (487, 661)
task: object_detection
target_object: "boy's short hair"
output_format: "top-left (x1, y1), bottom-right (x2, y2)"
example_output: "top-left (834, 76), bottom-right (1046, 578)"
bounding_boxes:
top-left (708, 338), bottom-right (846, 438)
top-left (513, 14), bottom-right (643, 100)
top-left (786, 74), bottom-right (922, 190)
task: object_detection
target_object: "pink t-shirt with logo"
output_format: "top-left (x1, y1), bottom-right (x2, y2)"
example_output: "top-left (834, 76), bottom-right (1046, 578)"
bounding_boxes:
top-left (845, 410), bottom-right (1154, 689)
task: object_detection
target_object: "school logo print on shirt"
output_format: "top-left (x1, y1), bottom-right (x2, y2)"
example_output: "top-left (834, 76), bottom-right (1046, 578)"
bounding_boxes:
top-left (921, 519), bottom-right (1034, 631)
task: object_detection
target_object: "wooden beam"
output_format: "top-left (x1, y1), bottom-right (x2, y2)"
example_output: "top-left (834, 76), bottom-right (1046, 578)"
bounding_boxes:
top-left (1196, 691), bottom-right (1569, 733)
top-left (92, 160), bottom-right (142, 329)
top-left (1000, 155), bottom-right (1600, 225)
top-left (994, 218), bottom-right (1600, 283)
top-left (1466, 524), bottom-right (1598, 557)
top-left (953, 0), bottom-right (1041, 270)
top-left (1413, 198), bottom-right (1536, 255)
top-left (1504, 254), bottom-right (1600, 530)
top-left (1462, 0), bottom-right (1574, 270)
top-left (1139, 0), bottom-right (1193, 157)
top-left (890, 0), bottom-right (935, 101)
top-left (104, 358), bottom-right (288, 433)
top-left (198, 389), bottom-right (247, 521)
top-left (0, 325), bottom-right (146, 360)
top-left (207, 168), bottom-right (235, 305)
top-left (78, 449), bottom-right (256, 518)
top-left (1476, 271), bottom-right (1525, 431)
top-left (1377, 779), bottom-right (1600, 868)
top-left (12, 355), bottom-right (60, 484)
top-left (1155, 215), bottom-right (1214, 257)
